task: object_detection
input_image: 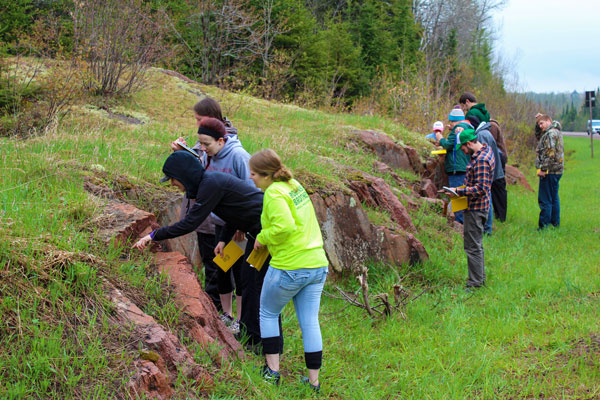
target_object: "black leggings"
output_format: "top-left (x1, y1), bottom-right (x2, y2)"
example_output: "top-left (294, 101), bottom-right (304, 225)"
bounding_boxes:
top-left (196, 232), bottom-right (222, 312)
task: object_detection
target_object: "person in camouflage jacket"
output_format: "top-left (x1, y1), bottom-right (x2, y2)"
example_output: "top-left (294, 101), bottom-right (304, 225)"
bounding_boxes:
top-left (534, 114), bottom-right (564, 229)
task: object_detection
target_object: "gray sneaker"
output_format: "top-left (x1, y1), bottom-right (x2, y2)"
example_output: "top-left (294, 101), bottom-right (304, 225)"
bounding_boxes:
top-left (220, 313), bottom-right (234, 326)
top-left (229, 319), bottom-right (240, 335)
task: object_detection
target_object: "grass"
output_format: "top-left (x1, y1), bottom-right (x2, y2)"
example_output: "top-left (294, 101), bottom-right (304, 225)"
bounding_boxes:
top-left (200, 137), bottom-right (600, 399)
top-left (1, 65), bottom-right (599, 398)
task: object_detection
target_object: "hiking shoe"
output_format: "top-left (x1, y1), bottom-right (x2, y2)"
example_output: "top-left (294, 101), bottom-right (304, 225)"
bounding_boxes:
top-left (220, 313), bottom-right (234, 326)
top-left (228, 319), bottom-right (240, 335)
top-left (301, 376), bottom-right (320, 392)
top-left (260, 365), bottom-right (280, 385)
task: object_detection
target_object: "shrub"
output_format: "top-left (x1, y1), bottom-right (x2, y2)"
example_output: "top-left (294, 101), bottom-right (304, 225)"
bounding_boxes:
top-left (72, 0), bottom-right (166, 96)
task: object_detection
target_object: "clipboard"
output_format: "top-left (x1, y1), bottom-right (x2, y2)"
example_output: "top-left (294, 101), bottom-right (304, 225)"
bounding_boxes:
top-left (449, 196), bottom-right (468, 212)
top-left (445, 185), bottom-right (468, 212)
top-left (213, 241), bottom-right (244, 272)
top-left (246, 246), bottom-right (269, 271)
top-left (175, 141), bottom-right (201, 159)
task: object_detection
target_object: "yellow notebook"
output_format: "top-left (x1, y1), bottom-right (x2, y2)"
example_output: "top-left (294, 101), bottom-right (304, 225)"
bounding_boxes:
top-left (450, 196), bottom-right (468, 212)
top-left (213, 241), bottom-right (244, 272)
top-left (246, 246), bottom-right (270, 271)
top-left (431, 149), bottom-right (447, 155)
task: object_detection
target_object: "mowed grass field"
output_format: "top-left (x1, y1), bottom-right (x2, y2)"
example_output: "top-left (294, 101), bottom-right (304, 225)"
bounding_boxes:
top-left (1, 68), bottom-right (599, 398)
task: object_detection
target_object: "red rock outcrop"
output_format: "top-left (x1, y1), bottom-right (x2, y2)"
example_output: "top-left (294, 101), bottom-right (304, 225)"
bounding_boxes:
top-left (157, 193), bottom-right (202, 266)
top-left (97, 198), bottom-right (243, 398)
top-left (97, 199), bottom-right (160, 244)
top-left (353, 130), bottom-right (417, 173)
top-left (129, 359), bottom-right (173, 400)
top-left (419, 178), bottom-right (438, 199)
top-left (310, 192), bottom-right (428, 273)
top-left (423, 155), bottom-right (448, 191)
top-left (505, 164), bottom-right (534, 192)
top-left (107, 284), bottom-right (213, 398)
top-left (154, 252), bottom-right (243, 361)
top-left (347, 175), bottom-right (416, 233)
top-left (403, 145), bottom-right (424, 174)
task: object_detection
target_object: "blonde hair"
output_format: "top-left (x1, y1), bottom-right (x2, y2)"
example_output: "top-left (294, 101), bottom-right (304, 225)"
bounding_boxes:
top-left (249, 149), bottom-right (292, 182)
top-left (536, 114), bottom-right (551, 123)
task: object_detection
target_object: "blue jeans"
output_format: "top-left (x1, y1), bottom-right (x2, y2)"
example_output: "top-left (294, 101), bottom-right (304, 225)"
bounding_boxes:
top-left (538, 174), bottom-right (562, 229)
top-left (485, 194), bottom-right (493, 234)
top-left (260, 266), bottom-right (328, 354)
top-left (448, 173), bottom-right (466, 224)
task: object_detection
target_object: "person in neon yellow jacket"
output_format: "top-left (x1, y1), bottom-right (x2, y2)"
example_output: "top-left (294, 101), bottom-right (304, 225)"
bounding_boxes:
top-left (250, 149), bottom-right (328, 391)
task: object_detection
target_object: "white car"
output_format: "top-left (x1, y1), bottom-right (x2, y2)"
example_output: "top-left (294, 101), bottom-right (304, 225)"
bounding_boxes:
top-left (587, 120), bottom-right (600, 135)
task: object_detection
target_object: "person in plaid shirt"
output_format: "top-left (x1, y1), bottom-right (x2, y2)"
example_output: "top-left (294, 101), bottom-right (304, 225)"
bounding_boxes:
top-left (443, 128), bottom-right (496, 289)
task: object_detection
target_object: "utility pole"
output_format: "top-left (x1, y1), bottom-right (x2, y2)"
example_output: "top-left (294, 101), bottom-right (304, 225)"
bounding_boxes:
top-left (585, 91), bottom-right (595, 158)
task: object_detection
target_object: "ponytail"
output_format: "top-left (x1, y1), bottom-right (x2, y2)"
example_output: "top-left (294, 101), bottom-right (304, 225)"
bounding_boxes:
top-left (249, 149), bottom-right (293, 182)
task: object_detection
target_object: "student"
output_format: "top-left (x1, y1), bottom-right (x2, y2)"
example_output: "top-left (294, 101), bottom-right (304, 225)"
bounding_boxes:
top-left (534, 114), bottom-right (564, 230)
top-left (170, 98), bottom-right (242, 330)
top-left (249, 149), bottom-right (328, 391)
top-left (458, 92), bottom-right (490, 128)
top-left (434, 108), bottom-right (474, 224)
top-left (133, 151), bottom-right (281, 349)
top-left (442, 129), bottom-right (495, 289)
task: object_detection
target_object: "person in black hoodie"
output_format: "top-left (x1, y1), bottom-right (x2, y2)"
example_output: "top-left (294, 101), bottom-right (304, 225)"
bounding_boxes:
top-left (133, 151), bottom-right (282, 351)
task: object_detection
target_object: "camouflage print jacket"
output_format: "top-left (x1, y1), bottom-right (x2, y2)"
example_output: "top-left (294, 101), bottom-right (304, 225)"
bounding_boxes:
top-left (534, 120), bottom-right (562, 141)
top-left (535, 122), bottom-right (564, 174)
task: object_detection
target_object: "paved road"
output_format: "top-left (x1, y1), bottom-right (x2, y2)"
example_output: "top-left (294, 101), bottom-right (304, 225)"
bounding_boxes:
top-left (563, 131), bottom-right (600, 140)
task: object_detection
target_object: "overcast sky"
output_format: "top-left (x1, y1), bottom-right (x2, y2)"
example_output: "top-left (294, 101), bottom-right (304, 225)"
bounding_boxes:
top-left (493, 0), bottom-right (600, 93)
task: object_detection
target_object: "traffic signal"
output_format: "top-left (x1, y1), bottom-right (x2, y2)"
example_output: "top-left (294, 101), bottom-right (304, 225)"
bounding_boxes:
top-left (585, 91), bottom-right (596, 108)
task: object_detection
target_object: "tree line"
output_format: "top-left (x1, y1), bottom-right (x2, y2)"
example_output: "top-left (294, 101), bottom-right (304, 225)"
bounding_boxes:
top-left (2, 0), bottom-right (544, 163)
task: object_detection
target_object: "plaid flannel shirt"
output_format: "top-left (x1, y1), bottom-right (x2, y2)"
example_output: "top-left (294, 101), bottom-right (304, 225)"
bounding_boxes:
top-left (456, 144), bottom-right (495, 212)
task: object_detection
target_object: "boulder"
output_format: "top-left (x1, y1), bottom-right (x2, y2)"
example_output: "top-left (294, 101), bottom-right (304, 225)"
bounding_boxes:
top-left (403, 145), bottom-right (424, 174)
top-left (419, 179), bottom-right (438, 199)
top-left (96, 199), bottom-right (160, 245)
top-left (129, 359), bottom-right (172, 400)
top-left (310, 192), bottom-right (428, 274)
top-left (347, 174), bottom-right (416, 233)
top-left (423, 155), bottom-right (448, 191)
top-left (353, 130), bottom-right (414, 173)
top-left (158, 193), bottom-right (202, 267)
top-left (505, 164), bottom-right (534, 192)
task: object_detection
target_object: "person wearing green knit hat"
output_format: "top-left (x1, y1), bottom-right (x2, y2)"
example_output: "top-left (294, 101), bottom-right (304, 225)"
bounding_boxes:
top-left (441, 127), bottom-right (496, 291)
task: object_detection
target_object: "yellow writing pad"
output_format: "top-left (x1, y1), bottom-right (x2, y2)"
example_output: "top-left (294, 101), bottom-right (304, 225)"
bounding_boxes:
top-left (247, 246), bottom-right (269, 271)
top-left (450, 196), bottom-right (468, 212)
top-left (213, 241), bottom-right (244, 272)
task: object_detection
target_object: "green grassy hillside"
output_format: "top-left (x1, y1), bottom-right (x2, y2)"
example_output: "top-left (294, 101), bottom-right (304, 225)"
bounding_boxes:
top-left (1, 68), bottom-right (599, 399)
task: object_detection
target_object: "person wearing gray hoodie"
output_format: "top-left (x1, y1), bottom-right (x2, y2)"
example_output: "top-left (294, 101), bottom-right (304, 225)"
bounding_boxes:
top-left (475, 121), bottom-right (504, 235)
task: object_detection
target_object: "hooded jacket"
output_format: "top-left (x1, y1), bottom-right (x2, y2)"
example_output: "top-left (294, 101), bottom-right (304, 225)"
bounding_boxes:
top-left (154, 151), bottom-right (264, 243)
top-left (535, 120), bottom-right (562, 141)
top-left (187, 123), bottom-right (244, 233)
top-left (466, 103), bottom-right (491, 127)
top-left (206, 133), bottom-right (253, 186)
top-left (475, 122), bottom-right (504, 180)
top-left (535, 123), bottom-right (564, 174)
